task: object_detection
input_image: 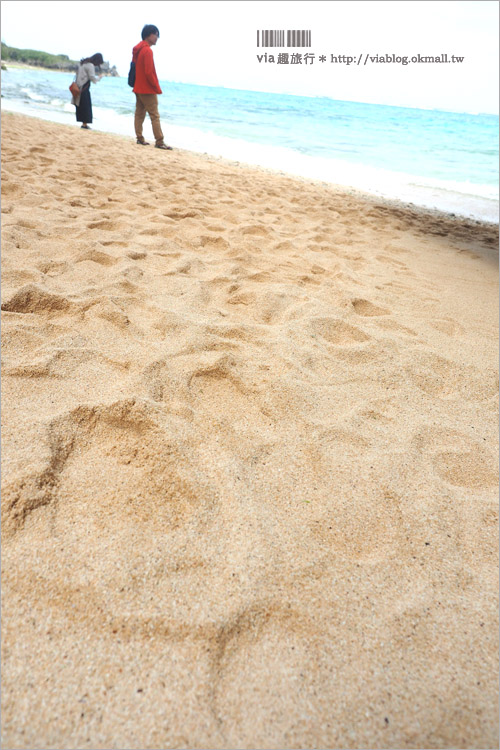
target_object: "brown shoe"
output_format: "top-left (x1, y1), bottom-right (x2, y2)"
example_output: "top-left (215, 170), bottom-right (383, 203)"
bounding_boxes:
top-left (155, 143), bottom-right (173, 150)
top-left (137, 138), bottom-right (150, 145)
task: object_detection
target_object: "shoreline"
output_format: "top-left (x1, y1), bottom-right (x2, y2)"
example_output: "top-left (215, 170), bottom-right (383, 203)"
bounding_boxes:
top-left (2, 109), bottom-right (499, 237)
top-left (1, 61), bottom-right (119, 76)
top-left (2, 61), bottom-right (72, 72)
top-left (1, 79), bottom-right (497, 223)
top-left (2, 110), bottom-right (499, 750)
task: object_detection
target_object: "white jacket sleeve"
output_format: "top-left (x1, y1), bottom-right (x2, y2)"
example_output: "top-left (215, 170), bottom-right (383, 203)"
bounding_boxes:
top-left (76, 63), bottom-right (99, 87)
top-left (85, 63), bottom-right (99, 83)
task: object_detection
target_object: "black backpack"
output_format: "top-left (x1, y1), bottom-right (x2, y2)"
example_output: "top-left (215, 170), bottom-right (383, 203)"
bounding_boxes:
top-left (128, 47), bottom-right (144, 87)
top-left (128, 61), bottom-right (136, 87)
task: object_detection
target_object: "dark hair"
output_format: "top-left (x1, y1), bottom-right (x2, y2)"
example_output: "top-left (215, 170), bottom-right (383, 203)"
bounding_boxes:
top-left (80, 53), bottom-right (104, 66)
top-left (141, 24), bottom-right (160, 40)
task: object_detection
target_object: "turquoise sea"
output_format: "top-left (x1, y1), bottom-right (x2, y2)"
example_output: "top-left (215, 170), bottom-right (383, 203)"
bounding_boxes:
top-left (2, 67), bottom-right (498, 222)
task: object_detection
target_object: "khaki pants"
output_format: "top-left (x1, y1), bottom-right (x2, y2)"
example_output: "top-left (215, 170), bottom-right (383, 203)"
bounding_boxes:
top-left (134, 93), bottom-right (164, 145)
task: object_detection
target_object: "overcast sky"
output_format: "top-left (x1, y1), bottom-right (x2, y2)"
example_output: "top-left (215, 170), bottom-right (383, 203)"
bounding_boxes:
top-left (1, 0), bottom-right (498, 113)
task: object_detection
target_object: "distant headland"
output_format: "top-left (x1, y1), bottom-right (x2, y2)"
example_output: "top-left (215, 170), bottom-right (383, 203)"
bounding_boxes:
top-left (1, 43), bottom-right (119, 76)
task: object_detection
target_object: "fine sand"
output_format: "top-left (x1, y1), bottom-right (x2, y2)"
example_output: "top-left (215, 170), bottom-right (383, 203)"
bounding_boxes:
top-left (1, 111), bottom-right (498, 750)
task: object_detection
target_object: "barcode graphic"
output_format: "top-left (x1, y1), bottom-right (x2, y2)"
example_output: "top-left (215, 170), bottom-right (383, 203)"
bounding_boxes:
top-left (287, 30), bottom-right (311, 47)
top-left (257, 30), bottom-right (311, 47)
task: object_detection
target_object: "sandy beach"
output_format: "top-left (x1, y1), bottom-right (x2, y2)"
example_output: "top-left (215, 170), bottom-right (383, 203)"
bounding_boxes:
top-left (1, 111), bottom-right (498, 749)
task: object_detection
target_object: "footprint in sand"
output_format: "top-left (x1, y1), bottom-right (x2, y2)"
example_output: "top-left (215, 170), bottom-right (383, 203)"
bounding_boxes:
top-left (239, 224), bottom-right (272, 237)
top-left (121, 266), bottom-right (144, 282)
top-left (164, 209), bottom-right (203, 220)
top-left (374, 319), bottom-right (418, 337)
top-left (83, 298), bottom-right (131, 329)
top-left (429, 318), bottom-right (464, 336)
top-left (87, 219), bottom-right (120, 231)
top-left (310, 233), bottom-right (330, 243)
top-left (5, 348), bottom-right (129, 381)
top-left (127, 251), bottom-right (147, 260)
top-left (405, 352), bottom-right (498, 402)
top-left (227, 290), bottom-right (256, 306)
top-left (1, 285), bottom-right (73, 314)
top-left (310, 318), bottom-right (370, 345)
top-left (413, 426), bottom-right (498, 490)
top-left (2, 268), bottom-right (43, 287)
top-left (36, 261), bottom-right (70, 277)
top-left (2, 400), bottom-right (214, 538)
top-left (101, 240), bottom-right (129, 248)
top-left (206, 225), bottom-right (227, 232)
top-left (75, 249), bottom-right (118, 266)
top-left (433, 449), bottom-right (498, 489)
top-left (246, 271), bottom-right (273, 283)
top-left (298, 274), bottom-right (321, 286)
top-left (15, 218), bottom-right (38, 230)
top-left (351, 298), bottom-right (389, 317)
top-left (1, 179), bottom-right (23, 197)
top-left (198, 235), bottom-right (229, 250)
top-left (273, 240), bottom-right (294, 252)
top-left (310, 265), bottom-right (326, 275)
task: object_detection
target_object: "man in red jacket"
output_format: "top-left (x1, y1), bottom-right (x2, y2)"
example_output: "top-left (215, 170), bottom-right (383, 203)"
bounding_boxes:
top-left (132, 24), bottom-right (172, 150)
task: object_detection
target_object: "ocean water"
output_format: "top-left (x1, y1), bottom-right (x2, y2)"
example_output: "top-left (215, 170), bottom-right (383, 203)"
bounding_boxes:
top-left (2, 67), bottom-right (498, 222)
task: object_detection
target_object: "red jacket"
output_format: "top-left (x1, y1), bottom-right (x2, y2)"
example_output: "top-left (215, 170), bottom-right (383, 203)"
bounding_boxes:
top-left (132, 40), bottom-right (162, 95)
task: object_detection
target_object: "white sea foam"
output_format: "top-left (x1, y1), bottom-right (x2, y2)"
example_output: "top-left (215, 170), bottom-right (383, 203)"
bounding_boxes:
top-left (21, 88), bottom-right (45, 102)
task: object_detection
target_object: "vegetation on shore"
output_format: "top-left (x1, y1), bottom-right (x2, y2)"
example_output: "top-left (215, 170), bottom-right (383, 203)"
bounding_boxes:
top-left (1, 43), bottom-right (118, 75)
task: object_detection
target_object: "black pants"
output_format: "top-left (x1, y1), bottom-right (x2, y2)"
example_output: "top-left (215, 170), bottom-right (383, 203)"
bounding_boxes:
top-left (76, 84), bottom-right (92, 123)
